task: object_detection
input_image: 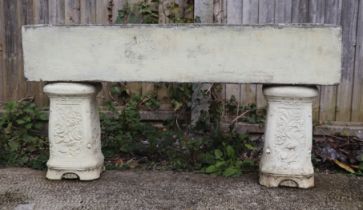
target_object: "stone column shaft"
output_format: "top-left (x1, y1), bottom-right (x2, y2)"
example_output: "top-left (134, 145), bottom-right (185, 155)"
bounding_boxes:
top-left (44, 82), bottom-right (104, 180)
top-left (259, 85), bottom-right (318, 188)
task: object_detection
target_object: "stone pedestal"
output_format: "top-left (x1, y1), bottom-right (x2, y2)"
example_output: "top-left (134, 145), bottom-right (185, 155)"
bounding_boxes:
top-left (259, 85), bottom-right (318, 188)
top-left (44, 83), bottom-right (104, 180)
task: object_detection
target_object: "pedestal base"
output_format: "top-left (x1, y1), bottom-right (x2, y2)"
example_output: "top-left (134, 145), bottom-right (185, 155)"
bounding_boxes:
top-left (259, 85), bottom-right (318, 188)
top-left (44, 82), bottom-right (104, 181)
top-left (259, 172), bottom-right (314, 188)
top-left (46, 165), bottom-right (104, 181)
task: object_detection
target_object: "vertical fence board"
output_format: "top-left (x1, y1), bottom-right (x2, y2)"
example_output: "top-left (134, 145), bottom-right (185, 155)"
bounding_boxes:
top-left (156, 0), bottom-right (171, 109)
top-left (32, 0), bottom-right (49, 106)
top-left (240, 0), bottom-right (258, 106)
top-left (214, 0), bottom-right (226, 105)
top-left (213, 0), bottom-right (226, 24)
top-left (309, 0), bottom-right (325, 22)
top-left (0, 0), bottom-right (5, 105)
top-left (194, 0), bottom-right (214, 22)
top-left (242, 0), bottom-right (259, 23)
top-left (65, 0), bottom-right (81, 24)
top-left (112, 0), bottom-right (125, 23)
top-left (191, 0), bottom-right (214, 125)
top-left (49, 0), bottom-right (65, 25)
top-left (291, 0), bottom-right (309, 23)
top-left (319, 0), bottom-right (341, 123)
top-left (96, 0), bottom-right (109, 24)
top-left (256, 0), bottom-right (274, 109)
top-left (225, 0), bottom-right (242, 103)
top-left (156, 0), bottom-right (172, 109)
top-left (4, 0), bottom-right (19, 101)
top-left (351, 0), bottom-right (363, 121)
top-left (335, 0), bottom-right (359, 121)
top-left (308, 0), bottom-right (325, 122)
top-left (18, 0), bottom-right (33, 101)
top-left (80, 0), bottom-right (96, 23)
top-left (258, 0), bottom-right (275, 23)
top-left (141, 0), bottom-right (155, 98)
top-left (275, 0), bottom-right (292, 23)
top-left (95, 0), bottom-right (113, 102)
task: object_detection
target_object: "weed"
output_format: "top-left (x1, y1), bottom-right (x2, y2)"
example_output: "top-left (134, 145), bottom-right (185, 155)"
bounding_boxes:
top-left (0, 99), bottom-right (48, 169)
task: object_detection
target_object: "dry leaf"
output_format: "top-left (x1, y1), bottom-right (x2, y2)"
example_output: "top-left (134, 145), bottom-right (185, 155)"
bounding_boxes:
top-left (333, 160), bottom-right (355, 173)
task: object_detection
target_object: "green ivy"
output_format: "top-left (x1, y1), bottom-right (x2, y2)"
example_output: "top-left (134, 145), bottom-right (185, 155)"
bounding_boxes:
top-left (0, 100), bottom-right (48, 169)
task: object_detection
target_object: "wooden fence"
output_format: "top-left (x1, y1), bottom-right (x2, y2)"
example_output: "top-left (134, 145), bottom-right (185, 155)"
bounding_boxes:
top-left (0, 0), bottom-right (362, 124)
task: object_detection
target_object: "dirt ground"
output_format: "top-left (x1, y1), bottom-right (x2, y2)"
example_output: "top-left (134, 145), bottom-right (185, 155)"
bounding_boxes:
top-left (0, 168), bottom-right (362, 210)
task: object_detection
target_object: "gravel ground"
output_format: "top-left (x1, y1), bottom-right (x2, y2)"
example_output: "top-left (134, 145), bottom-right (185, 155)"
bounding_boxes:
top-left (0, 168), bottom-right (362, 210)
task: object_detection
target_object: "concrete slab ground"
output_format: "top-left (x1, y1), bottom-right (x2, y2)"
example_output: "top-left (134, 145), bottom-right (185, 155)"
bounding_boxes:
top-left (0, 168), bottom-right (362, 210)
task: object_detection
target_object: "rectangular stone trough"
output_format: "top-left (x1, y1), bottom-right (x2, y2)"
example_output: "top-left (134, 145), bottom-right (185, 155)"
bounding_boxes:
top-left (22, 24), bottom-right (342, 188)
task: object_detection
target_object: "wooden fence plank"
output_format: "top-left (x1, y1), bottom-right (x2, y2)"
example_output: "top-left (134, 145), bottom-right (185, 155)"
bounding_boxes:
top-left (335, 0), bottom-right (359, 121)
top-left (291, 0), bottom-right (309, 23)
top-left (309, 0), bottom-right (325, 23)
top-left (256, 0), bottom-right (274, 109)
top-left (191, 0), bottom-right (214, 125)
top-left (96, 0), bottom-right (109, 24)
top-left (49, 0), bottom-right (65, 25)
top-left (213, 0), bottom-right (226, 23)
top-left (141, 1), bottom-right (156, 97)
top-left (275, 0), bottom-right (292, 23)
top-left (214, 0), bottom-right (227, 106)
top-left (258, 0), bottom-right (275, 23)
top-left (155, 0), bottom-right (170, 109)
top-left (4, 0), bottom-right (19, 101)
top-left (80, 0), bottom-right (96, 23)
top-left (65, 0), bottom-right (81, 24)
top-left (32, 0), bottom-right (49, 106)
top-left (240, 0), bottom-right (258, 106)
top-left (319, 0), bottom-right (341, 123)
top-left (95, 0), bottom-right (113, 102)
top-left (351, 0), bottom-right (363, 121)
top-left (112, 0), bottom-right (125, 23)
top-left (194, 0), bottom-right (214, 22)
top-left (0, 0), bottom-right (5, 105)
top-left (308, 0), bottom-right (325, 123)
top-left (242, 0), bottom-right (259, 24)
top-left (18, 0), bottom-right (33, 101)
top-left (225, 0), bottom-right (242, 103)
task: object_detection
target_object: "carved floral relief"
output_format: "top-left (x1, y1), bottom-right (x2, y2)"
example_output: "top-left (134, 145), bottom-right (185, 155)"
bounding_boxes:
top-left (51, 104), bottom-right (83, 157)
top-left (274, 106), bottom-right (306, 167)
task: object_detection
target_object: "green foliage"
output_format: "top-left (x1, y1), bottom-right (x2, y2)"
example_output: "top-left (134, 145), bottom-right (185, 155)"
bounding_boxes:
top-left (101, 94), bottom-right (160, 158)
top-left (354, 154), bottom-right (363, 176)
top-left (116, 0), bottom-right (159, 24)
top-left (203, 144), bottom-right (255, 177)
top-left (115, 0), bottom-right (194, 24)
top-left (0, 100), bottom-right (48, 169)
top-left (226, 96), bottom-right (266, 124)
top-left (101, 85), bottom-right (259, 176)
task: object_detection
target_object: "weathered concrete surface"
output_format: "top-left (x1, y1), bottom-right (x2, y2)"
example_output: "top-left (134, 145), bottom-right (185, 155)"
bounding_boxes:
top-left (0, 168), bottom-right (362, 210)
top-left (23, 25), bottom-right (341, 84)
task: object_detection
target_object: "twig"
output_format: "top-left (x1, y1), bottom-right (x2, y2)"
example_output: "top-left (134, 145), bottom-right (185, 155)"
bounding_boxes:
top-left (231, 110), bottom-right (250, 124)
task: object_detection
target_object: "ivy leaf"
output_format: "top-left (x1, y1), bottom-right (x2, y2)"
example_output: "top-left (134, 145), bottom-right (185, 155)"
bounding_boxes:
top-left (245, 143), bottom-right (255, 151)
top-left (215, 160), bottom-right (226, 168)
top-left (226, 145), bottom-right (236, 159)
top-left (38, 113), bottom-right (48, 121)
top-left (16, 119), bottom-right (25, 125)
top-left (205, 165), bottom-right (218, 174)
top-left (214, 149), bottom-right (223, 160)
top-left (8, 141), bottom-right (20, 152)
top-left (223, 166), bottom-right (240, 177)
